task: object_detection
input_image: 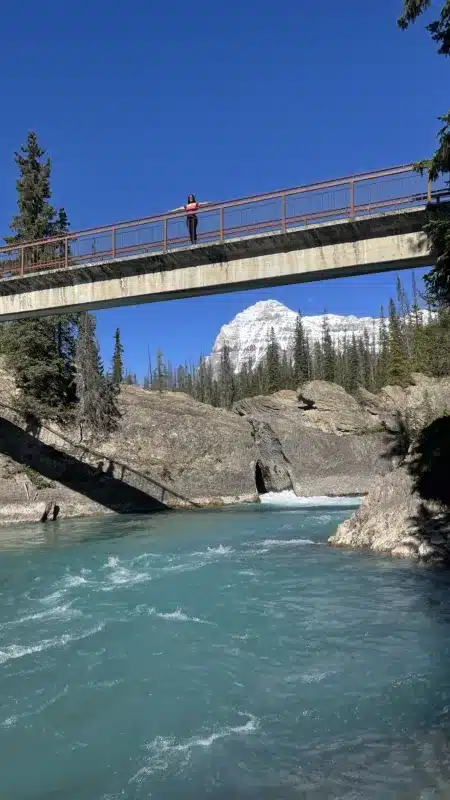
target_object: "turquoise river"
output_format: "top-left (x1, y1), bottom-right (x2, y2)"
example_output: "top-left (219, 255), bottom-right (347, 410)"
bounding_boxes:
top-left (1, 494), bottom-right (450, 799)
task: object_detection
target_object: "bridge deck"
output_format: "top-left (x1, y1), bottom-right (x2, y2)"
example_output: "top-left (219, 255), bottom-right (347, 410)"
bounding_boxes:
top-left (0, 162), bottom-right (444, 283)
top-left (0, 163), bottom-right (445, 319)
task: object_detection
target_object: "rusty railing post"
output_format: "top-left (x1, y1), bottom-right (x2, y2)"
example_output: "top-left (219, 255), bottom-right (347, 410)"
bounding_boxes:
top-left (163, 218), bottom-right (168, 252)
top-left (281, 195), bottom-right (286, 233)
top-left (20, 246), bottom-right (24, 275)
top-left (112, 227), bottom-right (116, 259)
top-left (427, 169), bottom-right (432, 203)
top-left (349, 180), bottom-right (355, 216)
top-left (64, 237), bottom-right (69, 268)
top-left (220, 206), bottom-right (224, 241)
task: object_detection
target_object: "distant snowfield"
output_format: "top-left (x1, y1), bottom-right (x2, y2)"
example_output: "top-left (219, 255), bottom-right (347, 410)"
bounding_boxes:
top-left (259, 490), bottom-right (364, 508)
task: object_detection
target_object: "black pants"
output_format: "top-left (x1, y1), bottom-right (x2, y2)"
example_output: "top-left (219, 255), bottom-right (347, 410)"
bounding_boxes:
top-left (187, 215), bottom-right (198, 244)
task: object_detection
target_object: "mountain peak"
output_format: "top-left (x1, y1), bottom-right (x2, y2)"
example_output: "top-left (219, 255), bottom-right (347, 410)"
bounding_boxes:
top-left (207, 299), bottom-right (381, 375)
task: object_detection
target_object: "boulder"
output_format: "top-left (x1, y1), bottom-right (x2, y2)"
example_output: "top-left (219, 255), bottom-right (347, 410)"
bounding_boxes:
top-left (296, 381), bottom-right (381, 435)
top-left (329, 440), bottom-right (450, 564)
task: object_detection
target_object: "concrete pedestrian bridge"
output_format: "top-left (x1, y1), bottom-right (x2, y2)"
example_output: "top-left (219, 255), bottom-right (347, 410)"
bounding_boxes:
top-left (0, 164), bottom-right (446, 320)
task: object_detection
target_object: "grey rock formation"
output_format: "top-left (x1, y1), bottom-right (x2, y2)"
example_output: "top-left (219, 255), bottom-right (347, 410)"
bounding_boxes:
top-left (330, 374), bottom-right (450, 562)
top-left (0, 371), bottom-right (388, 525)
top-left (233, 388), bottom-right (388, 496)
top-left (328, 464), bottom-right (450, 564)
top-left (297, 381), bottom-right (381, 435)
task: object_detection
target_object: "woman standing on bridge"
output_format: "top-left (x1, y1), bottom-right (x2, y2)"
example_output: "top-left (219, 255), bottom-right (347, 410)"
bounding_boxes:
top-left (185, 194), bottom-right (200, 244)
top-left (172, 194), bottom-right (210, 245)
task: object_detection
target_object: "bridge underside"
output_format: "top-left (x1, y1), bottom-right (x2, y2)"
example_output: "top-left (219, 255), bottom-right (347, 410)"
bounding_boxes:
top-left (0, 207), bottom-right (431, 320)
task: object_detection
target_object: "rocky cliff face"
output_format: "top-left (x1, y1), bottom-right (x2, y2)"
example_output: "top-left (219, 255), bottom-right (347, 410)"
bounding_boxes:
top-left (329, 374), bottom-right (450, 563)
top-left (0, 368), bottom-right (388, 526)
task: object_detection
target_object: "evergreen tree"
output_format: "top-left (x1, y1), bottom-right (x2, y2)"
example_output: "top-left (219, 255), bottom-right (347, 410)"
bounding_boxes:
top-left (396, 276), bottom-right (413, 360)
top-left (265, 328), bottom-right (281, 393)
top-left (152, 349), bottom-right (167, 392)
top-left (75, 312), bottom-right (120, 439)
top-left (219, 343), bottom-right (235, 408)
top-left (398, 2), bottom-right (450, 306)
top-left (359, 330), bottom-right (373, 392)
top-left (322, 315), bottom-right (336, 382)
top-left (387, 298), bottom-right (411, 386)
top-left (347, 334), bottom-right (360, 395)
top-left (312, 340), bottom-right (323, 380)
top-left (111, 328), bottom-right (124, 385)
top-left (376, 306), bottom-right (390, 389)
top-left (176, 364), bottom-right (187, 392)
top-left (1, 132), bottom-right (78, 421)
top-left (293, 312), bottom-right (310, 386)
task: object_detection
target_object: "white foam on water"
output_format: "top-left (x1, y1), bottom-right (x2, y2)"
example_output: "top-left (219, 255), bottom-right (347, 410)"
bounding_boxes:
top-left (4, 603), bottom-right (82, 627)
top-left (206, 544), bottom-right (234, 555)
top-left (142, 606), bottom-right (212, 625)
top-left (101, 556), bottom-right (151, 591)
top-left (191, 544), bottom-right (234, 558)
top-left (0, 623), bottom-right (104, 665)
top-left (259, 490), bottom-right (364, 507)
top-left (260, 538), bottom-right (315, 548)
top-left (39, 590), bottom-right (66, 605)
top-left (131, 713), bottom-right (259, 783)
top-left (63, 574), bottom-right (89, 588)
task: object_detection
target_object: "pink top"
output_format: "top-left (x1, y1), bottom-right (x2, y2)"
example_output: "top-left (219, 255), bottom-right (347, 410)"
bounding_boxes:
top-left (185, 202), bottom-right (199, 215)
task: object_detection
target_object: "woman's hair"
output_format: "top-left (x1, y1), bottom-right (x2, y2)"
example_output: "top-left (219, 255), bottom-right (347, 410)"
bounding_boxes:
top-left (187, 193), bottom-right (196, 203)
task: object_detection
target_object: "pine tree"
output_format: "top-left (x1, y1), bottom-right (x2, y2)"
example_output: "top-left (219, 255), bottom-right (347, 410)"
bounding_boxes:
top-left (322, 315), bottom-right (336, 382)
top-left (111, 328), bottom-right (124, 386)
top-left (312, 340), bottom-right (323, 380)
top-left (293, 312), bottom-right (310, 386)
top-left (387, 298), bottom-right (411, 386)
top-left (152, 349), bottom-right (167, 392)
top-left (219, 343), bottom-right (235, 408)
top-left (0, 132), bottom-right (78, 421)
top-left (375, 306), bottom-right (390, 389)
top-left (265, 328), bottom-right (281, 394)
top-left (75, 312), bottom-right (120, 439)
top-left (346, 334), bottom-right (360, 394)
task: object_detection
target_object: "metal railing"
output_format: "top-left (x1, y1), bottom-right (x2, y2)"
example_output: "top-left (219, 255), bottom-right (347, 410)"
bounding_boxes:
top-left (0, 164), bottom-right (446, 279)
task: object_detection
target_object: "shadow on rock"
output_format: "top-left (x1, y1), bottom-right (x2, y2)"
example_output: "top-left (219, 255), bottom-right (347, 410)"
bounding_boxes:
top-left (0, 415), bottom-right (169, 515)
top-left (409, 416), bottom-right (450, 506)
top-left (408, 416), bottom-right (450, 555)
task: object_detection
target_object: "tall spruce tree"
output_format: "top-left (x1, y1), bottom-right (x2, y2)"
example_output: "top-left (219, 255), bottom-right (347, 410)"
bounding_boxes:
top-left (387, 298), bottom-right (411, 387)
top-left (75, 312), bottom-right (120, 440)
top-left (293, 312), bottom-right (310, 386)
top-left (111, 328), bottom-right (124, 385)
top-left (265, 328), bottom-right (281, 394)
top-left (1, 132), bottom-right (77, 421)
top-left (375, 305), bottom-right (390, 389)
top-left (219, 343), bottom-right (235, 408)
top-left (322, 315), bottom-right (336, 382)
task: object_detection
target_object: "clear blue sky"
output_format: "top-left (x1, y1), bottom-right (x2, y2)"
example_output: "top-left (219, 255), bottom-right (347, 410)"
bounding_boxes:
top-left (0, 0), bottom-right (444, 377)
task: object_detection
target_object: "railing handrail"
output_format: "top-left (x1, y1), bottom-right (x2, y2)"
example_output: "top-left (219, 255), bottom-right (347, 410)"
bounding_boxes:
top-left (0, 162), bottom-right (418, 255)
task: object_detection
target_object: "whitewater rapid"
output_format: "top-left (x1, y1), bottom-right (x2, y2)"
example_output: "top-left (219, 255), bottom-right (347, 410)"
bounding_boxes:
top-left (259, 490), bottom-right (363, 507)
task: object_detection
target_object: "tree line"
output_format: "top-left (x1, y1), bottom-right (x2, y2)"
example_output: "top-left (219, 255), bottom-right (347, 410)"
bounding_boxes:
top-left (136, 275), bottom-right (450, 408)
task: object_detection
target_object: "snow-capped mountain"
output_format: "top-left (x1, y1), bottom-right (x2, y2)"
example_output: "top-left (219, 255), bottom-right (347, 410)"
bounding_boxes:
top-left (207, 299), bottom-right (385, 375)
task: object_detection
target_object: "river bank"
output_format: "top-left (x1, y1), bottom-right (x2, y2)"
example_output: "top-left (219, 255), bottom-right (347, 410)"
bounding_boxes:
top-left (0, 364), bottom-right (388, 526)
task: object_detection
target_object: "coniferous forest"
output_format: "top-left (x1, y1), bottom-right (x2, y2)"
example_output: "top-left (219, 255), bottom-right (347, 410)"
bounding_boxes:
top-left (135, 275), bottom-right (450, 409)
